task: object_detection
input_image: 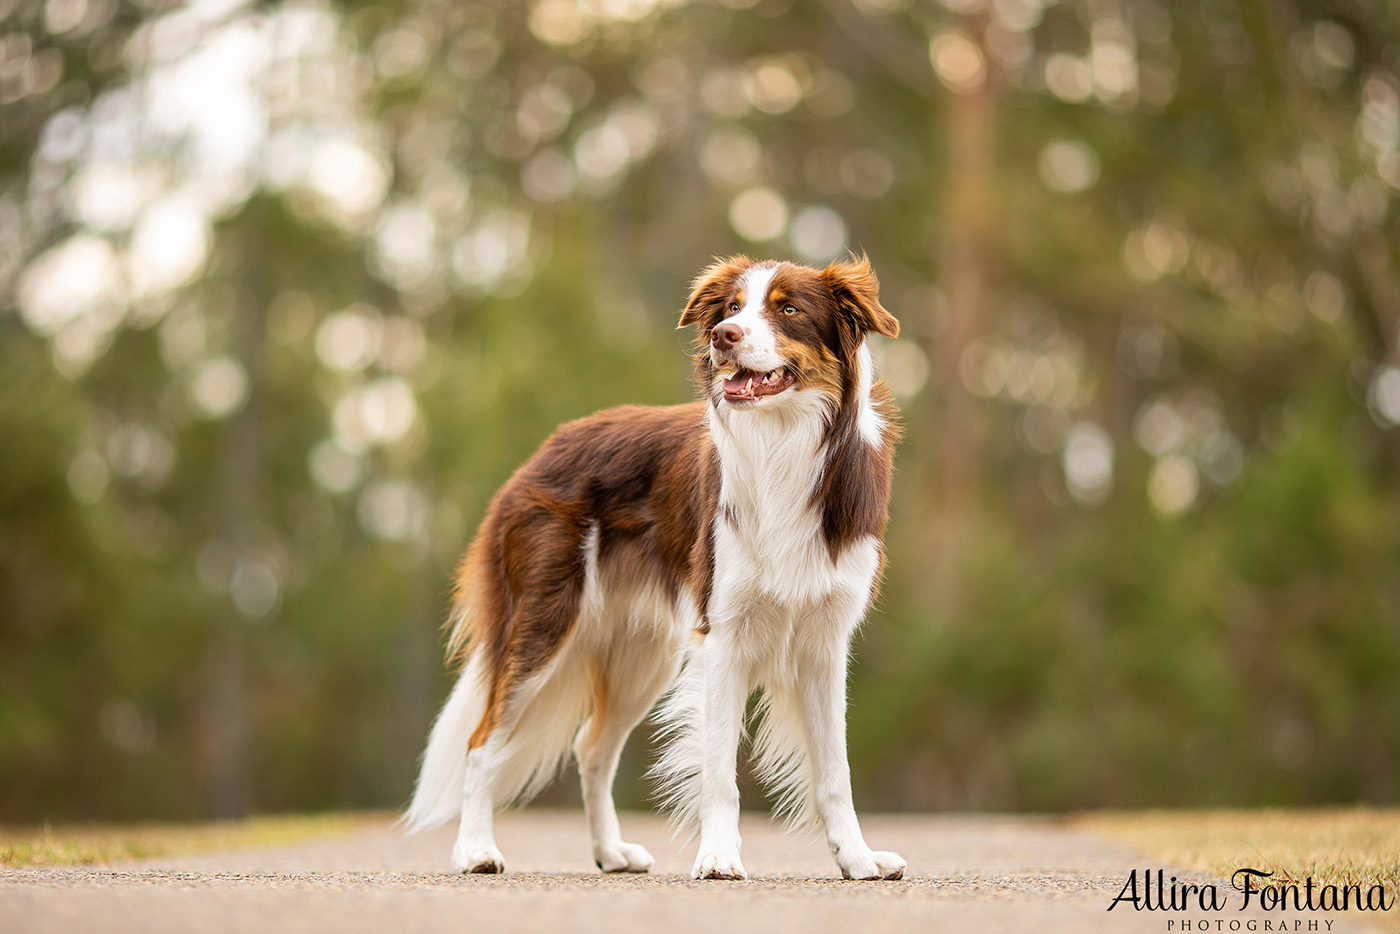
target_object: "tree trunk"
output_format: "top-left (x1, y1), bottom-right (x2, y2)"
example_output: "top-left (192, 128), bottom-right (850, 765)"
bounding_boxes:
top-left (926, 19), bottom-right (999, 615)
top-left (201, 209), bottom-right (268, 818)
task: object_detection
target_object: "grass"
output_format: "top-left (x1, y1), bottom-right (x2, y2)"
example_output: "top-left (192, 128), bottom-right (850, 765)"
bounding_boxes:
top-left (0, 812), bottom-right (374, 868)
top-left (1080, 807), bottom-right (1400, 925)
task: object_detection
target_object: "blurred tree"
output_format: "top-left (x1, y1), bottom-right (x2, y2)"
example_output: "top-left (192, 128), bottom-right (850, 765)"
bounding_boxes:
top-left (1, 0), bottom-right (1398, 820)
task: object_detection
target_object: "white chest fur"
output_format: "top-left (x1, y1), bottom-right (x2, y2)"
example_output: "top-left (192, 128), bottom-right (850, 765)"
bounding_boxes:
top-left (705, 391), bottom-right (881, 646)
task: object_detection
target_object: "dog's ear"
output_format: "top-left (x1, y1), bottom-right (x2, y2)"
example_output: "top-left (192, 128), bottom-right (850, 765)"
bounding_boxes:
top-left (678, 256), bottom-right (751, 329)
top-left (824, 253), bottom-right (899, 339)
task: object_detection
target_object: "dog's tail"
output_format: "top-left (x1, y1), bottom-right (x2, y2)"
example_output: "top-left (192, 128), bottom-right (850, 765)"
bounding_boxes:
top-left (401, 648), bottom-right (489, 833)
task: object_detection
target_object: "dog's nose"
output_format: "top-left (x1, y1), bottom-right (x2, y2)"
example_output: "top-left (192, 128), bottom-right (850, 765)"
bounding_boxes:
top-left (711, 321), bottom-right (743, 350)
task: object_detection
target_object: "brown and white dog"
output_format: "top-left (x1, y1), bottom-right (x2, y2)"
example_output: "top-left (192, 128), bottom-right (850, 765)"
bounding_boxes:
top-left (404, 255), bottom-right (905, 881)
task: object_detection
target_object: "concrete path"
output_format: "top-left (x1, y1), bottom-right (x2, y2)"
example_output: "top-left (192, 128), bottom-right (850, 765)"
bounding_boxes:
top-left (1, 811), bottom-right (1362, 933)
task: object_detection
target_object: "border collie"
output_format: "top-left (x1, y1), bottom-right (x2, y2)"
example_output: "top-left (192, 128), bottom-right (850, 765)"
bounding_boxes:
top-left (404, 254), bottom-right (905, 881)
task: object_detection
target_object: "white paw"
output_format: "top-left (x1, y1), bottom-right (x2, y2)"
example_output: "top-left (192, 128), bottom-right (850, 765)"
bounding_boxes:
top-left (871, 850), bottom-right (907, 880)
top-left (452, 841), bottom-right (505, 874)
top-left (594, 840), bottom-right (654, 873)
top-left (837, 847), bottom-right (905, 881)
top-left (693, 850), bottom-right (747, 880)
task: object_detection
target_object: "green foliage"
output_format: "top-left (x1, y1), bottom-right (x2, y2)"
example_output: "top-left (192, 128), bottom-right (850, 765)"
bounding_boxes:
top-left (1, 0), bottom-right (1398, 819)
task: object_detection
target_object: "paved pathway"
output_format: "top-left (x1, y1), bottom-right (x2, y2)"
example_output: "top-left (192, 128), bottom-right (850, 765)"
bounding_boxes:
top-left (1, 811), bottom-right (1363, 933)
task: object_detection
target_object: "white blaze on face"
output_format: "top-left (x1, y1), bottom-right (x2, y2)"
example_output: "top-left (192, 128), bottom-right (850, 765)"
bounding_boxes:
top-left (712, 263), bottom-right (784, 372)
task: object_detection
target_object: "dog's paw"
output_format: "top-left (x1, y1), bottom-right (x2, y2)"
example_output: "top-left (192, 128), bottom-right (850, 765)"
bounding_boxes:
top-left (692, 850), bottom-right (747, 880)
top-left (594, 841), bottom-right (654, 873)
top-left (452, 842), bottom-right (505, 874)
top-left (871, 850), bottom-right (906, 880)
top-left (837, 848), bottom-right (906, 881)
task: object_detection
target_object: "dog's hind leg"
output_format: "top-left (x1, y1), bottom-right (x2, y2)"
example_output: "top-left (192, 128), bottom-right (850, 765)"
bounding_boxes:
top-left (449, 661), bottom-right (540, 875)
top-left (450, 648), bottom-right (586, 873)
top-left (575, 634), bottom-right (679, 873)
top-left (449, 516), bottom-right (590, 873)
top-left (451, 724), bottom-right (511, 873)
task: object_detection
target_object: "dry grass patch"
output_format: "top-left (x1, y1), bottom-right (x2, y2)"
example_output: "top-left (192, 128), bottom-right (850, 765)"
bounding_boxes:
top-left (0, 812), bottom-right (374, 868)
top-left (1080, 808), bottom-right (1400, 926)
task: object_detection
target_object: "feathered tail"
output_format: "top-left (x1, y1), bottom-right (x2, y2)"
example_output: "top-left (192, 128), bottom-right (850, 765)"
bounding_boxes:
top-left (402, 651), bottom-right (489, 832)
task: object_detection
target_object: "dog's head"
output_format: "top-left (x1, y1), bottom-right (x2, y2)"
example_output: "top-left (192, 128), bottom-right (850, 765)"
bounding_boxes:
top-left (678, 254), bottom-right (899, 413)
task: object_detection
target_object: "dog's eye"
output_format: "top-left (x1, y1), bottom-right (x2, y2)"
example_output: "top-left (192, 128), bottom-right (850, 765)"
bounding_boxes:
top-left (729, 302), bottom-right (740, 314)
top-left (783, 305), bottom-right (797, 316)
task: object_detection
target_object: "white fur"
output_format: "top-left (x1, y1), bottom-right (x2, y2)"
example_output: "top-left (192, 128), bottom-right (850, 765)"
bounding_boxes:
top-left (651, 385), bottom-right (904, 880)
top-left (856, 341), bottom-right (883, 448)
top-left (402, 650), bottom-right (489, 833)
top-left (712, 263), bottom-right (784, 375)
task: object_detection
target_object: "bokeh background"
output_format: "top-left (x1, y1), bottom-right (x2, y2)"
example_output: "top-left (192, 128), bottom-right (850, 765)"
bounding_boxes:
top-left (3, 0), bottom-right (1399, 823)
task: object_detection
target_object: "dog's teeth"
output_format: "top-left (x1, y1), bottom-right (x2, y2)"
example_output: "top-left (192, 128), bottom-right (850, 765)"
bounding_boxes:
top-left (744, 378), bottom-right (753, 394)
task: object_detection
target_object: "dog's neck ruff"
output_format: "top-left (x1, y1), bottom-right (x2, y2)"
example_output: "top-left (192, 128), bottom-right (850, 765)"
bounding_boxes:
top-left (705, 345), bottom-right (884, 608)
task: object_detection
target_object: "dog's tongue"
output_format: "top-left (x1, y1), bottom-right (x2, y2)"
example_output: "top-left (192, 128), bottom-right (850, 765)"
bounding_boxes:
top-left (724, 371), bottom-right (758, 396)
top-left (723, 367), bottom-right (790, 400)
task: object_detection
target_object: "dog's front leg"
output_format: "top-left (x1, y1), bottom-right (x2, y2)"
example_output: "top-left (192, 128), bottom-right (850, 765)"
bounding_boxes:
top-left (800, 642), bottom-right (906, 881)
top-left (692, 631), bottom-right (750, 880)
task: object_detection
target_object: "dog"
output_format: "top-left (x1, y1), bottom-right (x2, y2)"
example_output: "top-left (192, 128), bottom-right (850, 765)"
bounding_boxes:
top-left (403, 254), bottom-right (906, 881)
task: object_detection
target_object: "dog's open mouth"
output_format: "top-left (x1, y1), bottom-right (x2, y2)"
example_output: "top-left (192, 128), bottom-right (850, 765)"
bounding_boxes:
top-left (721, 366), bottom-right (795, 403)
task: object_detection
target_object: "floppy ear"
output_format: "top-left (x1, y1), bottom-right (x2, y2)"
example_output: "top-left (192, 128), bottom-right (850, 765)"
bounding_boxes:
top-left (678, 255), bottom-right (751, 329)
top-left (824, 253), bottom-right (899, 338)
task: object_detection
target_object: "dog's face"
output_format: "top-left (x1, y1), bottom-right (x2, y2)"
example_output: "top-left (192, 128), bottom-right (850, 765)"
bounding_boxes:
top-left (678, 255), bottom-right (899, 410)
